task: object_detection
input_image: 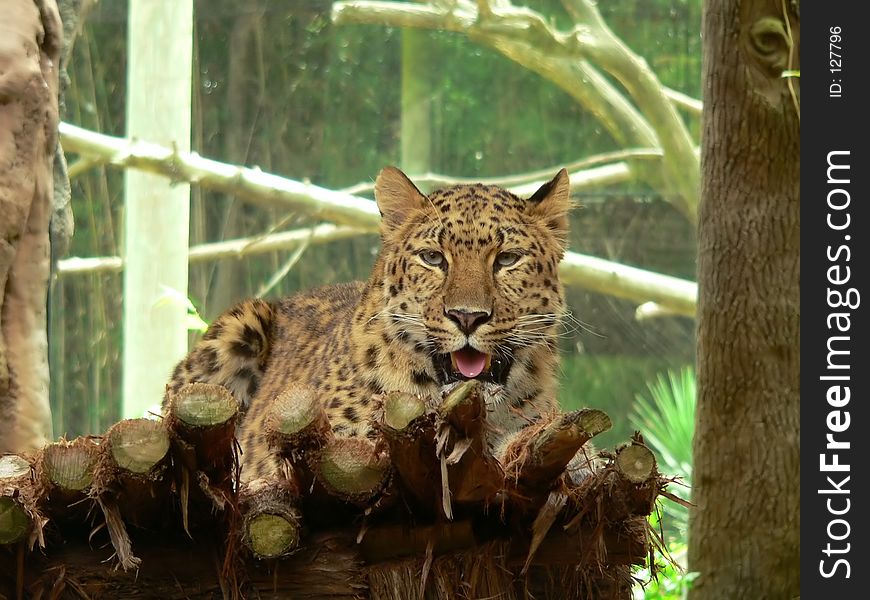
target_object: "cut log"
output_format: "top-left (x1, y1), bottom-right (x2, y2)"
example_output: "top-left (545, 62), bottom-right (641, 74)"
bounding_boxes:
top-left (262, 385), bottom-right (329, 498)
top-left (36, 437), bottom-right (100, 520)
top-left (169, 382), bottom-right (238, 427)
top-left (438, 380), bottom-right (479, 422)
top-left (165, 383), bottom-right (239, 528)
top-left (381, 390), bottom-right (426, 431)
top-left (606, 438), bottom-right (659, 519)
top-left (377, 391), bottom-right (441, 513)
top-left (434, 381), bottom-right (504, 511)
top-left (166, 383), bottom-right (238, 464)
top-left (40, 438), bottom-right (99, 492)
top-left (103, 418), bottom-right (171, 477)
top-left (165, 383), bottom-right (239, 482)
top-left (264, 383), bottom-right (331, 496)
top-left (264, 386), bottom-right (335, 502)
top-left (0, 496), bottom-right (28, 545)
top-left (501, 409), bottom-right (610, 501)
top-left (316, 437), bottom-right (391, 503)
top-left (0, 454), bottom-right (29, 480)
top-left (247, 513), bottom-right (300, 558)
top-left (265, 385), bottom-right (332, 460)
top-left (380, 382), bottom-right (506, 517)
top-left (239, 478), bottom-right (302, 559)
top-left (615, 441), bottom-right (656, 484)
top-left (565, 435), bottom-right (661, 532)
top-left (90, 418), bottom-right (173, 569)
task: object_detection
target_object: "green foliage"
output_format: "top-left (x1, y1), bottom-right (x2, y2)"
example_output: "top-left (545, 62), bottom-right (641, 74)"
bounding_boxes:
top-left (630, 367), bottom-right (695, 535)
top-left (559, 354), bottom-right (678, 448)
top-left (623, 365), bottom-right (697, 600)
top-left (633, 541), bottom-right (698, 599)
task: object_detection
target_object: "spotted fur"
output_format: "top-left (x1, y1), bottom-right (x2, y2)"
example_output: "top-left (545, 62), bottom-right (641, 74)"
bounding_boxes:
top-left (164, 167), bottom-right (573, 481)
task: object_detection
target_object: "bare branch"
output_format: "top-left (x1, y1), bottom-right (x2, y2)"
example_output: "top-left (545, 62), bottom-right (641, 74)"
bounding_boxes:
top-left (556, 0), bottom-right (698, 213)
top-left (634, 301), bottom-right (684, 321)
top-left (560, 253), bottom-right (696, 318)
top-left (55, 256), bottom-right (123, 275)
top-left (56, 224), bottom-right (369, 275)
top-left (332, 0), bottom-right (700, 219)
top-left (663, 87), bottom-right (703, 116)
top-left (333, 1), bottom-right (657, 152)
top-left (58, 228), bottom-right (697, 317)
top-left (59, 123), bottom-right (697, 316)
top-left (342, 148), bottom-right (660, 195)
top-left (254, 234), bottom-right (313, 298)
top-left (59, 122), bottom-right (383, 229)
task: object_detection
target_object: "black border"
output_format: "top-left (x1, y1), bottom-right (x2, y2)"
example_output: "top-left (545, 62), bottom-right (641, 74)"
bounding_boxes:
top-left (802, 2), bottom-right (868, 595)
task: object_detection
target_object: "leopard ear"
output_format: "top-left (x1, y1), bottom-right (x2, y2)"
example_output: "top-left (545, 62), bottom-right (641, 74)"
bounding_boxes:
top-left (526, 169), bottom-right (572, 245)
top-left (374, 166), bottom-right (428, 230)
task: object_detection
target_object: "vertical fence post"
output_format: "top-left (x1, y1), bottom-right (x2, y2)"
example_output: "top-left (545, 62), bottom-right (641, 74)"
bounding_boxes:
top-left (122, 0), bottom-right (193, 418)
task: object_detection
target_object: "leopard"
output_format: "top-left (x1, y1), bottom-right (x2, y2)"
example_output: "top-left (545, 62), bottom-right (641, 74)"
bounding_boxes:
top-left (164, 166), bottom-right (574, 483)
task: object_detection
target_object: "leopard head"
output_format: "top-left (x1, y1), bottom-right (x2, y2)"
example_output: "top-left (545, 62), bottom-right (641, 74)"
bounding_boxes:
top-left (371, 167), bottom-right (572, 389)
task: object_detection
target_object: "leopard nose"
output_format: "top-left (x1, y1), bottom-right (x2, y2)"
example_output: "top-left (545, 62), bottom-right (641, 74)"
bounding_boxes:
top-left (445, 308), bottom-right (491, 335)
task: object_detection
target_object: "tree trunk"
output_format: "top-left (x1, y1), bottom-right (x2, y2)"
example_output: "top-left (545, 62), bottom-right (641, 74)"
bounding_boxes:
top-left (400, 29), bottom-right (431, 184)
top-left (0, 0), bottom-right (63, 452)
top-left (688, 0), bottom-right (800, 597)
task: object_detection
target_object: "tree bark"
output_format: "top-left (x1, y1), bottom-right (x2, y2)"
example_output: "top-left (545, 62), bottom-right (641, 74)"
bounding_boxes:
top-left (688, 0), bottom-right (800, 597)
top-left (0, 0), bottom-right (62, 453)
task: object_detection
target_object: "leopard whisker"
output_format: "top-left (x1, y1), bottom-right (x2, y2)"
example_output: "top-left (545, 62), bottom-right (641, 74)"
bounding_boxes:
top-left (561, 310), bottom-right (602, 337)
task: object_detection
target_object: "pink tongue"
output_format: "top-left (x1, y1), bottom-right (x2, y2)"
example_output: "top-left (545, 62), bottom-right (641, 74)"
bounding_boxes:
top-left (453, 348), bottom-right (488, 378)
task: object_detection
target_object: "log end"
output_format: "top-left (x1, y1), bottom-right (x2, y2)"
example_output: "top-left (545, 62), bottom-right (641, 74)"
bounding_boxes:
top-left (170, 382), bottom-right (238, 428)
top-left (382, 391), bottom-right (426, 431)
top-left (0, 455), bottom-right (30, 480)
top-left (575, 409), bottom-right (613, 438)
top-left (107, 419), bottom-right (171, 474)
top-left (615, 443), bottom-right (656, 484)
top-left (317, 437), bottom-right (391, 502)
top-left (42, 438), bottom-right (100, 492)
top-left (266, 385), bottom-right (328, 437)
top-left (240, 478), bottom-right (302, 559)
top-left (530, 409), bottom-right (611, 457)
top-left (438, 380), bottom-right (481, 416)
top-left (245, 512), bottom-right (301, 559)
top-left (503, 408), bottom-right (611, 495)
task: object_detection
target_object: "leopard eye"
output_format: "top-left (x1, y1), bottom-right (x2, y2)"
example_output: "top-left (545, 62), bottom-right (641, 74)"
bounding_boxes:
top-left (495, 251), bottom-right (522, 268)
top-left (420, 250), bottom-right (445, 267)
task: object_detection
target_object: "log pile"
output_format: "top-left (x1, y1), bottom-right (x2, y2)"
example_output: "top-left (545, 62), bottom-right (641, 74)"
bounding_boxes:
top-left (1, 381), bottom-right (668, 599)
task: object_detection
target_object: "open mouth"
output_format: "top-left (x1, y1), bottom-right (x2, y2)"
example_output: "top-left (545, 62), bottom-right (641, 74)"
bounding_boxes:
top-left (433, 346), bottom-right (512, 385)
